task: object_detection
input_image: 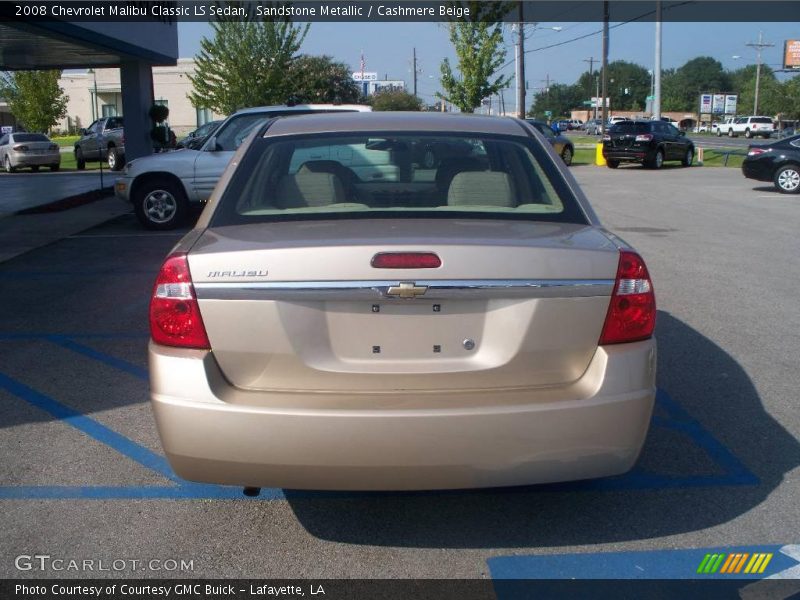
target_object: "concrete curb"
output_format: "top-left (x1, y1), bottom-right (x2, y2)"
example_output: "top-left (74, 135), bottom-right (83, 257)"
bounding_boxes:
top-left (15, 187), bottom-right (114, 216)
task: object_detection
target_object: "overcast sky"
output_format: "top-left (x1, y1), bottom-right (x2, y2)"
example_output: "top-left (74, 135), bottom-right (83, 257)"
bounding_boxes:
top-left (178, 21), bottom-right (798, 111)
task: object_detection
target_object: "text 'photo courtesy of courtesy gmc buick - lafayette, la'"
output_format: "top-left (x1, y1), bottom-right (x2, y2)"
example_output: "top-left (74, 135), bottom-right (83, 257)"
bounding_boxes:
top-left (115, 104), bottom-right (371, 230)
top-left (147, 112), bottom-right (657, 493)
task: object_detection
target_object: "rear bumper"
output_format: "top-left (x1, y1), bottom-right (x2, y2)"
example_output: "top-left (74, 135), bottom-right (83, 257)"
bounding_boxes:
top-left (603, 149), bottom-right (649, 162)
top-left (11, 153), bottom-right (60, 167)
top-left (741, 160), bottom-right (773, 182)
top-left (150, 339), bottom-right (656, 490)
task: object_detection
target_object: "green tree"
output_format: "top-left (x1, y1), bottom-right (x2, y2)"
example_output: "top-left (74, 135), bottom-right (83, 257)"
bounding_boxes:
top-left (287, 55), bottom-right (360, 104)
top-left (188, 19), bottom-right (308, 114)
top-left (730, 64), bottom-right (781, 115)
top-left (779, 74), bottom-right (800, 120)
top-left (369, 89), bottom-right (423, 111)
top-left (602, 61), bottom-right (652, 112)
top-left (0, 70), bottom-right (68, 133)
top-left (438, 17), bottom-right (511, 113)
top-left (527, 83), bottom-right (583, 120)
top-left (662, 57), bottom-right (731, 111)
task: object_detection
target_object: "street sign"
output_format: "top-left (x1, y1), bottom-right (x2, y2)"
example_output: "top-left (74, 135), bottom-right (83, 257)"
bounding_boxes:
top-left (544, 111), bottom-right (552, 117)
top-left (582, 101), bottom-right (593, 106)
top-left (0, 126), bottom-right (12, 134)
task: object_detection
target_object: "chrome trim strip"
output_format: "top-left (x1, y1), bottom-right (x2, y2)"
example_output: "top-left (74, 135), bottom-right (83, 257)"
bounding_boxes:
top-left (194, 279), bottom-right (614, 301)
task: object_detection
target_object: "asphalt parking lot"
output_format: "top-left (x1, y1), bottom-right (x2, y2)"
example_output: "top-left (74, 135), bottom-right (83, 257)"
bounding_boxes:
top-left (1, 166), bottom-right (798, 584)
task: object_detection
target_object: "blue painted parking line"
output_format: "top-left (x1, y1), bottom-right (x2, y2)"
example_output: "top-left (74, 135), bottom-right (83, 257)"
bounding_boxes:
top-left (0, 484), bottom-right (285, 500)
top-left (0, 371), bottom-right (177, 482)
top-left (45, 335), bottom-right (149, 380)
top-left (0, 333), bottom-right (759, 500)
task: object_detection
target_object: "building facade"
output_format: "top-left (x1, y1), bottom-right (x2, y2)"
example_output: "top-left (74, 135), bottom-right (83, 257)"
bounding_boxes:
top-left (59, 59), bottom-right (222, 137)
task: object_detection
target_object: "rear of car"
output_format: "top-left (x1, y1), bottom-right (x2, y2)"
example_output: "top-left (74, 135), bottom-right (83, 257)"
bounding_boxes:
top-left (1, 133), bottom-right (60, 172)
top-left (603, 120), bottom-right (693, 169)
top-left (742, 135), bottom-right (800, 193)
top-left (743, 117), bottom-right (774, 139)
top-left (148, 112), bottom-right (656, 491)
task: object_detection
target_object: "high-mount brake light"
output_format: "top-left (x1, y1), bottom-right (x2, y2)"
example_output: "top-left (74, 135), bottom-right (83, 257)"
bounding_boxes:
top-left (371, 252), bottom-right (442, 269)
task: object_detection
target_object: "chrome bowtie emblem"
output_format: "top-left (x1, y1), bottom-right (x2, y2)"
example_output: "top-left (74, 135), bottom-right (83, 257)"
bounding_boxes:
top-left (386, 282), bottom-right (427, 298)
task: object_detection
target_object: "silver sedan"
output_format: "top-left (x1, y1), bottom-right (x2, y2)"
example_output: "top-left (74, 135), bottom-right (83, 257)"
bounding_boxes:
top-left (0, 132), bottom-right (61, 172)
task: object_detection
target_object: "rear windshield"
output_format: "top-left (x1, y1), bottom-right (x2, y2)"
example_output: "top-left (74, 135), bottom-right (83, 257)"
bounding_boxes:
top-left (13, 133), bottom-right (48, 142)
top-left (751, 117), bottom-right (772, 124)
top-left (610, 122), bottom-right (651, 134)
top-left (211, 132), bottom-right (587, 226)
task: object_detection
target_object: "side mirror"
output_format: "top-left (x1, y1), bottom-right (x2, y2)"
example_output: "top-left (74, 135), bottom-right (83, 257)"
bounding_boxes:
top-left (205, 135), bottom-right (221, 152)
top-left (79, 128), bottom-right (87, 136)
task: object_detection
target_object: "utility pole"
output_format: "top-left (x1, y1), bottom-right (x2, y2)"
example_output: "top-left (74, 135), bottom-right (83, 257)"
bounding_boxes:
top-left (412, 47), bottom-right (418, 98)
top-left (601, 0), bottom-right (609, 133)
top-left (595, 76), bottom-right (600, 120)
top-left (653, 0), bottom-right (662, 119)
top-left (584, 57), bottom-right (595, 120)
top-left (515, 3), bottom-right (526, 119)
top-left (746, 31), bottom-right (774, 115)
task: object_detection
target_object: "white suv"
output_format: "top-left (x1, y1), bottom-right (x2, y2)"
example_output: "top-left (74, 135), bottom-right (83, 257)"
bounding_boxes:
top-left (717, 116), bottom-right (774, 139)
top-left (115, 104), bottom-right (371, 229)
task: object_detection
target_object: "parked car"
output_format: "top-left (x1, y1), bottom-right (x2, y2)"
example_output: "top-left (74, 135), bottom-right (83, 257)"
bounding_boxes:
top-left (74, 116), bottom-right (125, 170)
top-left (115, 104), bottom-right (371, 229)
top-left (585, 119), bottom-right (603, 135)
top-left (148, 112), bottom-right (656, 492)
top-left (526, 119), bottom-right (575, 165)
top-left (717, 116), bottom-right (774, 139)
top-left (0, 132), bottom-right (61, 173)
top-left (776, 127), bottom-right (796, 139)
top-left (741, 134), bottom-right (800, 194)
top-left (567, 119), bottom-right (584, 130)
top-left (602, 119), bottom-right (694, 169)
top-left (411, 137), bottom-right (476, 169)
top-left (608, 116), bottom-right (630, 127)
top-left (176, 120), bottom-right (223, 150)
top-left (554, 119), bottom-right (571, 132)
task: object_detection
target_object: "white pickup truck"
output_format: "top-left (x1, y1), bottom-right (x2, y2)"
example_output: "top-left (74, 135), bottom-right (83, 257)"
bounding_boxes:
top-left (715, 116), bottom-right (774, 139)
top-left (115, 104), bottom-right (371, 229)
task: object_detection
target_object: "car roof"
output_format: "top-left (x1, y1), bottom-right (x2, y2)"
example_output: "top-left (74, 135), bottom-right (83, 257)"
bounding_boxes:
top-left (263, 111), bottom-right (531, 137)
top-left (234, 104), bottom-right (371, 116)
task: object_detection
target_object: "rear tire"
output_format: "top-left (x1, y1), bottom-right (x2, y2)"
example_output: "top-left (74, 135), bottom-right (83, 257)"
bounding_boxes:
top-left (75, 147), bottom-right (85, 170)
top-left (561, 146), bottom-right (573, 166)
top-left (646, 149), bottom-right (664, 169)
top-left (716, 129), bottom-right (722, 137)
top-left (50, 164), bottom-right (60, 172)
top-left (682, 147), bottom-right (694, 167)
top-left (606, 159), bottom-right (619, 169)
top-left (107, 146), bottom-right (124, 171)
top-left (4, 156), bottom-right (15, 173)
top-left (745, 128), bottom-right (752, 139)
top-left (728, 129), bottom-right (735, 138)
top-left (774, 165), bottom-right (800, 194)
top-left (30, 165), bottom-right (39, 172)
top-left (133, 177), bottom-right (189, 230)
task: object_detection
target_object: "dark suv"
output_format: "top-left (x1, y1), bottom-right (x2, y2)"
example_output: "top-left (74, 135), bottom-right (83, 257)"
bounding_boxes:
top-left (602, 120), bottom-right (694, 169)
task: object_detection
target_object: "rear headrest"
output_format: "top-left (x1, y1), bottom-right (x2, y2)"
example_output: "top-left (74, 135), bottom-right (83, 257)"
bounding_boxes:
top-left (447, 171), bottom-right (516, 208)
top-left (435, 157), bottom-right (486, 192)
top-left (274, 164), bottom-right (346, 208)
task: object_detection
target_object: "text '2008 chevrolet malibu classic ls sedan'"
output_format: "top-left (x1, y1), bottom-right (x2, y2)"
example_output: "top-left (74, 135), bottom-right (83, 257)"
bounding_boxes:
top-left (148, 112), bottom-right (657, 492)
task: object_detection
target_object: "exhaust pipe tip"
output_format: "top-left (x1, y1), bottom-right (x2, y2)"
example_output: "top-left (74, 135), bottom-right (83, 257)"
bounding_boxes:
top-left (242, 487), bottom-right (261, 497)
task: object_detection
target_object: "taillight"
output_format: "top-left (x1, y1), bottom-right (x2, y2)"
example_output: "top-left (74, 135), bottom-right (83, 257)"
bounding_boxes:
top-left (635, 134), bottom-right (653, 142)
top-left (12, 145), bottom-right (28, 152)
top-left (602, 134), bottom-right (611, 141)
top-left (371, 252), bottom-right (441, 269)
top-left (149, 253), bottom-right (210, 349)
top-left (599, 250), bottom-right (656, 345)
top-left (747, 148), bottom-right (767, 156)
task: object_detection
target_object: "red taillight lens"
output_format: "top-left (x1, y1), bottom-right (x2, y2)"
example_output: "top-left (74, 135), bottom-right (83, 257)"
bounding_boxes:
top-left (149, 253), bottom-right (210, 349)
top-left (602, 134), bottom-right (611, 141)
top-left (13, 145), bottom-right (28, 152)
top-left (371, 252), bottom-right (441, 269)
top-left (599, 250), bottom-right (656, 345)
top-left (747, 148), bottom-right (767, 156)
top-left (635, 134), bottom-right (653, 142)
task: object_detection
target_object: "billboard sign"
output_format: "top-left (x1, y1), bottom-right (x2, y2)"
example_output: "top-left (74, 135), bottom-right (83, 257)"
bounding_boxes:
top-left (724, 95), bottom-right (738, 115)
top-left (712, 94), bottom-right (726, 114)
top-left (700, 94), bottom-right (713, 113)
top-left (784, 40), bottom-right (800, 70)
top-left (352, 72), bottom-right (378, 82)
top-left (0, 126), bottom-right (12, 134)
